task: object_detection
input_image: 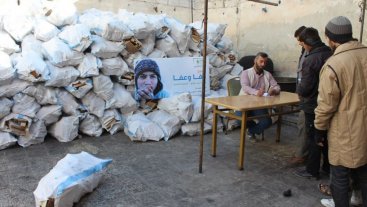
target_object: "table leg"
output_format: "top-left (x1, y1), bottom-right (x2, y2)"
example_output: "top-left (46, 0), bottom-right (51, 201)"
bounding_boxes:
top-left (276, 106), bottom-right (283, 143)
top-left (238, 111), bottom-right (247, 170)
top-left (211, 106), bottom-right (218, 157)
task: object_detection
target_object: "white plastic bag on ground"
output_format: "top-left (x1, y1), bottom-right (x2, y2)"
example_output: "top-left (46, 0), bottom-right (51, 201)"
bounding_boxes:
top-left (12, 93), bottom-right (41, 118)
top-left (124, 112), bottom-right (165, 142)
top-left (181, 122), bottom-right (212, 136)
top-left (81, 91), bottom-right (106, 118)
top-left (44, 0), bottom-right (78, 27)
top-left (157, 93), bottom-right (194, 123)
top-left (21, 35), bottom-right (44, 57)
top-left (58, 24), bottom-right (92, 52)
top-left (23, 84), bottom-right (58, 105)
top-left (18, 118), bottom-right (47, 147)
top-left (140, 33), bottom-right (156, 56)
top-left (78, 53), bottom-right (101, 78)
top-left (100, 109), bottom-right (123, 135)
top-left (0, 51), bottom-right (16, 85)
top-left (42, 37), bottom-right (84, 67)
top-left (33, 18), bottom-right (60, 42)
top-left (211, 64), bottom-right (233, 80)
top-left (49, 116), bottom-right (79, 142)
top-left (147, 49), bottom-right (167, 58)
top-left (230, 63), bottom-right (243, 76)
top-left (146, 110), bottom-right (181, 141)
top-left (64, 78), bottom-right (93, 99)
top-left (33, 151), bottom-right (112, 207)
top-left (79, 114), bottom-right (103, 137)
top-left (215, 37), bottom-right (233, 53)
top-left (102, 20), bottom-right (134, 41)
top-left (36, 105), bottom-right (62, 126)
top-left (0, 31), bottom-right (20, 55)
top-left (117, 10), bottom-right (155, 40)
top-left (0, 132), bottom-right (17, 150)
top-left (0, 113), bottom-right (32, 136)
top-left (190, 21), bottom-right (227, 45)
top-left (163, 17), bottom-right (191, 54)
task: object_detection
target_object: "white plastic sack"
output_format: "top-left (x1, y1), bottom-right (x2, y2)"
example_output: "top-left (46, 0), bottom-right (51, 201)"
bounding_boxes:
top-left (58, 24), bottom-right (92, 52)
top-left (157, 93), bottom-right (194, 123)
top-left (33, 18), bottom-right (60, 42)
top-left (57, 89), bottom-right (84, 116)
top-left (3, 14), bottom-right (33, 42)
top-left (81, 91), bottom-right (106, 118)
top-left (146, 14), bottom-right (170, 39)
top-left (215, 37), bottom-right (233, 53)
top-left (102, 20), bottom-right (134, 41)
top-left (0, 79), bottom-right (32, 98)
top-left (79, 114), bottom-right (103, 137)
top-left (44, 0), bottom-right (78, 27)
top-left (15, 52), bottom-right (50, 82)
top-left (0, 113), bottom-right (32, 136)
top-left (190, 96), bottom-right (212, 122)
top-left (64, 78), bottom-right (93, 99)
top-left (23, 84), bottom-right (58, 105)
top-left (0, 132), bottom-right (17, 150)
top-left (0, 51), bottom-right (16, 85)
top-left (18, 118), bottom-right (47, 147)
top-left (42, 37), bottom-right (84, 67)
top-left (190, 21), bottom-right (227, 45)
top-left (100, 109), bottom-right (123, 135)
top-left (146, 110), bottom-right (181, 141)
top-left (124, 112), bottom-right (165, 142)
top-left (147, 49), bottom-right (167, 59)
top-left (155, 35), bottom-right (180, 57)
top-left (101, 57), bottom-right (129, 76)
top-left (0, 97), bottom-right (13, 119)
top-left (33, 151), bottom-right (112, 207)
top-left (163, 17), bottom-right (191, 54)
top-left (12, 93), bottom-right (41, 118)
top-left (78, 53), bottom-right (101, 78)
top-left (93, 75), bottom-right (114, 101)
top-left (211, 64), bottom-right (233, 80)
top-left (208, 53), bottom-right (226, 68)
top-left (36, 105), bottom-right (62, 126)
top-left (90, 35), bottom-right (124, 59)
top-left (181, 122), bottom-right (212, 136)
top-left (123, 52), bottom-right (146, 68)
top-left (21, 35), bottom-right (44, 58)
top-left (105, 83), bottom-right (138, 112)
top-left (117, 10), bottom-right (155, 40)
top-left (230, 63), bottom-right (244, 76)
top-left (0, 31), bottom-right (20, 55)
top-left (45, 62), bottom-right (80, 87)
top-left (140, 33), bottom-right (155, 56)
top-left (49, 116), bottom-right (79, 142)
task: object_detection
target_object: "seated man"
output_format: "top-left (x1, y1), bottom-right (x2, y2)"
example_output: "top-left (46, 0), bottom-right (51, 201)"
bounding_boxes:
top-left (237, 52), bottom-right (280, 141)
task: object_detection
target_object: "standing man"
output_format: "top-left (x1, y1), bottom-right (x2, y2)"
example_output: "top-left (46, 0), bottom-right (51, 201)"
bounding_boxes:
top-left (289, 25), bottom-right (310, 165)
top-left (294, 27), bottom-right (332, 179)
top-left (238, 52), bottom-right (280, 141)
top-left (314, 16), bottom-right (367, 206)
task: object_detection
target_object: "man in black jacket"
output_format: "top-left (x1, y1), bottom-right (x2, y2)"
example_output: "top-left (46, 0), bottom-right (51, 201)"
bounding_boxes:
top-left (294, 27), bottom-right (332, 179)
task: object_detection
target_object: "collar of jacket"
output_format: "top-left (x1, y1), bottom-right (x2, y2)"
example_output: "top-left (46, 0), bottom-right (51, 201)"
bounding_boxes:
top-left (305, 43), bottom-right (331, 57)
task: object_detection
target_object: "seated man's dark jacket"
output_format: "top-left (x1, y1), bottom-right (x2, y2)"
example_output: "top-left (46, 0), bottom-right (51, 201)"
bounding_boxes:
top-left (297, 43), bottom-right (332, 114)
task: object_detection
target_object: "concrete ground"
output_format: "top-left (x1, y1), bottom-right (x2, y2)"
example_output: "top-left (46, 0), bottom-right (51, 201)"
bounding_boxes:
top-left (0, 120), bottom-right (330, 207)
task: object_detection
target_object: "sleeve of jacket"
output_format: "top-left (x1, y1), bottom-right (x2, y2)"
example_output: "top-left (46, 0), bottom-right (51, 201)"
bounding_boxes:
top-left (297, 58), bottom-right (317, 97)
top-left (314, 65), bottom-right (341, 130)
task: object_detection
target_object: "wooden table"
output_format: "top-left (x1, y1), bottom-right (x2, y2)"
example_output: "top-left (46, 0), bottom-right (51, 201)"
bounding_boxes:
top-left (205, 92), bottom-right (300, 170)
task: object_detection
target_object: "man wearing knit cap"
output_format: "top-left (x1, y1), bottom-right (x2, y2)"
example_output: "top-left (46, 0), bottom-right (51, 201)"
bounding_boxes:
top-left (314, 16), bottom-right (367, 206)
top-left (293, 27), bottom-right (332, 179)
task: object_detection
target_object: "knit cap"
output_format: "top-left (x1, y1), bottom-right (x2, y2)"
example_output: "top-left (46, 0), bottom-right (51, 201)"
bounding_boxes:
top-left (135, 59), bottom-right (161, 78)
top-left (325, 16), bottom-right (353, 44)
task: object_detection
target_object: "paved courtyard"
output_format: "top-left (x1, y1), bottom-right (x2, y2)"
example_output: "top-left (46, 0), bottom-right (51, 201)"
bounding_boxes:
top-left (0, 121), bottom-right (330, 207)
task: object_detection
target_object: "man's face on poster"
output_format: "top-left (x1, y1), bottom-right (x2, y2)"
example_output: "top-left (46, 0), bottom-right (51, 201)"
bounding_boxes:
top-left (137, 71), bottom-right (158, 95)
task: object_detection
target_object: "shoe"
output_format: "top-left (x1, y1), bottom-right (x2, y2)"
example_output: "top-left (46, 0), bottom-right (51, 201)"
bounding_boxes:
top-left (321, 198), bottom-right (335, 207)
top-left (351, 190), bottom-right (362, 206)
top-left (247, 132), bottom-right (258, 143)
top-left (293, 167), bottom-right (319, 180)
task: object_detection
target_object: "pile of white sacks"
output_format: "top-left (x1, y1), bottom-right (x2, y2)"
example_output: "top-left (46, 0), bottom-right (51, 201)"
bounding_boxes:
top-left (0, 0), bottom-right (244, 149)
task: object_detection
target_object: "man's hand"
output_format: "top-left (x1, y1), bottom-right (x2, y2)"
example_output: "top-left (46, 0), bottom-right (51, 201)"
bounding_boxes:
top-left (268, 86), bottom-right (277, 96)
top-left (256, 88), bottom-right (264, 96)
top-left (314, 128), bottom-right (327, 147)
top-left (137, 85), bottom-right (154, 100)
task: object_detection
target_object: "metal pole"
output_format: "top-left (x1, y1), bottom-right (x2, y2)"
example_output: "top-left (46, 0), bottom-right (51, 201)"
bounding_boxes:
top-left (199, 0), bottom-right (209, 173)
top-left (360, 0), bottom-right (366, 43)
